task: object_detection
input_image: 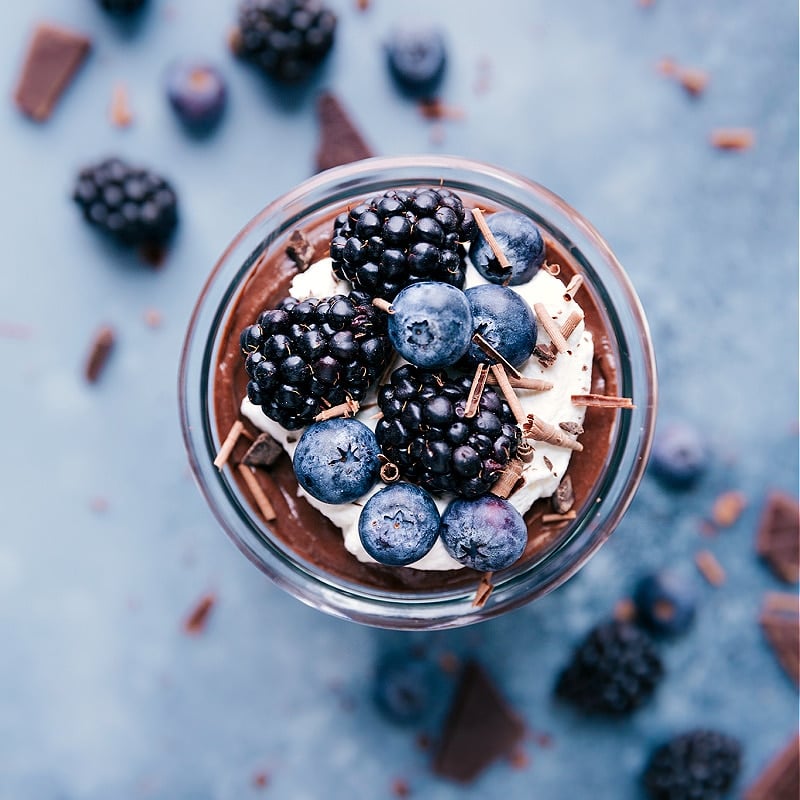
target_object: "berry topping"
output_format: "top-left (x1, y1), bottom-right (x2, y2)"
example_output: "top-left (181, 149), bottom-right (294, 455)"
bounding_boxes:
top-left (387, 281), bottom-right (474, 368)
top-left (470, 211), bottom-right (545, 286)
top-left (385, 27), bottom-right (447, 96)
top-left (97, 0), bottom-right (147, 14)
top-left (633, 571), bottom-right (697, 637)
top-left (555, 620), bottom-right (664, 716)
top-left (292, 418), bottom-right (381, 504)
top-left (240, 292), bottom-right (389, 430)
top-left (73, 157), bottom-right (178, 247)
top-left (373, 650), bottom-right (439, 725)
top-left (375, 364), bottom-right (521, 498)
top-left (643, 729), bottom-right (742, 800)
top-left (233, 0), bottom-right (337, 83)
top-left (166, 61), bottom-right (227, 130)
top-left (650, 421), bottom-right (709, 489)
top-left (330, 187), bottom-right (475, 300)
top-left (461, 284), bottom-right (537, 369)
top-left (439, 495), bottom-right (528, 571)
top-left (358, 483), bottom-right (440, 566)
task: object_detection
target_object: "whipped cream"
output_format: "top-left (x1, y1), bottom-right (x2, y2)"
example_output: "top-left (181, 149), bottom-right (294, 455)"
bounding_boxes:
top-left (240, 256), bottom-right (593, 571)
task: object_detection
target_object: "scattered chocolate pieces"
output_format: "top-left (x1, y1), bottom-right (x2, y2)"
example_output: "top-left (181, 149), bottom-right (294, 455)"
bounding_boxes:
top-left (183, 592), bottom-right (216, 634)
top-left (237, 463), bottom-right (278, 521)
top-left (14, 23), bottom-right (91, 121)
top-left (390, 777), bottom-right (411, 798)
top-left (658, 59), bottom-right (709, 97)
top-left (315, 91), bottom-right (374, 172)
top-left (490, 460), bottom-right (524, 500)
top-left (760, 593), bottom-right (799, 687)
top-left (417, 98), bottom-right (465, 120)
top-left (242, 433), bottom-right (283, 468)
top-left (534, 302), bottom-right (569, 353)
top-left (471, 333), bottom-right (522, 379)
top-left (286, 229), bottom-right (314, 272)
top-left (110, 81), bottom-right (134, 128)
top-left (570, 394), bottom-right (635, 409)
top-left (613, 597), bottom-right (637, 623)
top-left (433, 661), bottom-right (525, 783)
top-left (756, 492), bottom-right (799, 583)
top-left (711, 128), bottom-right (756, 151)
top-left (558, 421), bottom-right (584, 436)
top-left (711, 490), bottom-right (747, 528)
top-left (552, 474), bottom-right (575, 514)
top-left (214, 419), bottom-right (245, 470)
top-left (472, 572), bottom-right (495, 608)
top-left (695, 549), bottom-right (726, 587)
top-left (744, 734), bottom-right (800, 800)
top-left (84, 325), bottom-right (116, 383)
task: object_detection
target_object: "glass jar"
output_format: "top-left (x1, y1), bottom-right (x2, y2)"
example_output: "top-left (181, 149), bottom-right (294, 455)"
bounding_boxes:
top-left (179, 156), bottom-right (657, 629)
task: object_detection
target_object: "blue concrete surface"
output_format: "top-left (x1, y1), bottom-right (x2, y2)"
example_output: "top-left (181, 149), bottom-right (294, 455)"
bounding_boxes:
top-left (0, 1), bottom-right (797, 798)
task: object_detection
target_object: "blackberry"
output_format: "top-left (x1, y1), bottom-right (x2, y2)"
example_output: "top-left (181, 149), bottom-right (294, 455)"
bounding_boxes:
top-left (555, 620), bottom-right (663, 716)
top-left (375, 364), bottom-right (520, 499)
top-left (330, 187), bottom-right (476, 301)
top-left (73, 158), bottom-right (178, 247)
top-left (97, 0), bottom-right (147, 14)
top-left (233, 0), bottom-right (337, 83)
top-left (240, 292), bottom-right (389, 430)
top-left (643, 730), bottom-right (742, 800)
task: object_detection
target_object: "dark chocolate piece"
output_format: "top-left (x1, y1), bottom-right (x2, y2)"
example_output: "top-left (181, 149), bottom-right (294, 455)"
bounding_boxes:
top-left (14, 23), bottom-right (91, 121)
top-left (84, 326), bottom-right (115, 383)
top-left (552, 474), bottom-right (575, 514)
top-left (242, 433), bottom-right (283, 468)
top-left (744, 734), bottom-right (800, 800)
top-left (183, 592), bottom-right (216, 635)
top-left (315, 91), bottom-right (374, 172)
top-left (760, 594), bottom-right (799, 687)
top-left (433, 661), bottom-right (525, 783)
top-left (286, 229), bottom-right (314, 272)
top-left (756, 492), bottom-right (799, 583)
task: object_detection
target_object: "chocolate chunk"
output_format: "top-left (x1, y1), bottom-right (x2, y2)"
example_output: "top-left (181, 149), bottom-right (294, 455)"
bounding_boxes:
top-left (242, 433), bottom-right (283, 468)
top-left (756, 492), bottom-right (799, 583)
top-left (760, 594), bottom-right (799, 687)
top-left (84, 326), bottom-right (116, 383)
top-left (14, 23), bottom-right (91, 121)
top-left (433, 661), bottom-right (525, 783)
top-left (552, 474), bottom-right (575, 514)
top-left (533, 342), bottom-right (557, 368)
top-left (285, 229), bottom-right (314, 272)
top-left (744, 734), bottom-right (799, 800)
top-left (315, 91), bottom-right (374, 172)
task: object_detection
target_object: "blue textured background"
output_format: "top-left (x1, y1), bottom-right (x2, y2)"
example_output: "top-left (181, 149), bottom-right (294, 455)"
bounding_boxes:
top-left (1, 1), bottom-right (797, 798)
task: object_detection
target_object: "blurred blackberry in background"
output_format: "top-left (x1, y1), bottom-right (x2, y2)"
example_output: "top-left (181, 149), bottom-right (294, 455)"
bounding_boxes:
top-left (241, 292), bottom-right (389, 430)
top-left (376, 364), bottom-right (520, 498)
top-left (233, 0), bottom-right (337, 83)
top-left (97, 0), bottom-right (147, 14)
top-left (330, 187), bottom-right (475, 300)
top-left (73, 157), bottom-right (178, 246)
top-left (643, 729), bottom-right (742, 800)
top-left (555, 620), bottom-right (663, 716)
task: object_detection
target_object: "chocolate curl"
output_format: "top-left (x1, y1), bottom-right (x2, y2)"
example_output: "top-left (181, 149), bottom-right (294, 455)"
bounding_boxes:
top-left (380, 461), bottom-right (400, 482)
top-left (372, 298), bottom-right (394, 314)
top-left (472, 208), bottom-right (512, 273)
top-left (524, 414), bottom-right (583, 451)
top-left (490, 460), bottom-right (524, 499)
top-left (314, 398), bottom-right (360, 421)
top-left (563, 274), bottom-right (583, 302)
top-left (489, 364), bottom-right (527, 425)
top-left (471, 333), bottom-right (522, 379)
top-left (541, 510), bottom-right (577, 525)
top-left (560, 310), bottom-right (584, 340)
top-left (486, 373), bottom-right (553, 391)
top-left (571, 394), bottom-right (634, 409)
top-left (472, 573), bottom-right (494, 608)
top-left (236, 463), bottom-right (277, 521)
top-left (533, 303), bottom-right (569, 353)
top-left (464, 362), bottom-right (489, 418)
top-left (214, 420), bottom-right (244, 470)
top-left (516, 440), bottom-right (534, 463)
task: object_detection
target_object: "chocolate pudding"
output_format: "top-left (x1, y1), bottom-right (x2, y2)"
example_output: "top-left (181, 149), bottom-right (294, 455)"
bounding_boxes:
top-left (211, 194), bottom-right (619, 594)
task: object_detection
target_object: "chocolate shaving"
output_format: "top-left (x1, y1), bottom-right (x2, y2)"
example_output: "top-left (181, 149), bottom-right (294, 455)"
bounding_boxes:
top-left (563, 274), bottom-right (584, 302)
top-left (14, 23), bottom-right (92, 121)
top-left (380, 462), bottom-right (400, 482)
top-left (472, 573), bottom-right (494, 608)
top-left (372, 298), bottom-right (394, 314)
top-left (84, 325), bottom-right (115, 383)
top-left (756, 492), bottom-right (799, 583)
top-left (711, 490), bottom-right (747, 528)
top-left (214, 420), bottom-right (244, 470)
top-left (486, 373), bottom-right (553, 391)
top-left (552, 474), bottom-right (575, 514)
top-left (465, 363), bottom-right (489, 418)
top-left (472, 209), bottom-right (511, 273)
top-left (560, 310), bottom-right (584, 340)
top-left (433, 661), bottom-right (525, 784)
top-left (711, 128), bottom-right (756, 151)
top-left (524, 415), bottom-right (583, 451)
top-left (490, 365), bottom-right (527, 425)
top-left (744, 734), bottom-right (800, 800)
top-left (490, 460), bottom-right (524, 499)
top-left (677, 67), bottom-right (709, 97)
top-left (533, 303), bottom-right (569, 353)
top-left (471, 333), bottom-right (522, 379)
top-left (286, 229), bottom-right (314, 272)
top-left (315, 91), bottom-right (374, 172)
top-left (542, 262), bottom-right (561, 276)
top-left (314, 399), bottom-right (360, 421)
top-left (243, 433), bottom-right (283, 468)
top-left (110, 82), bottom-right (134, 128)
top-left (613, 598), bottom-right (637, 623)
top-left (695, 549), bottom-right (726, 586)
top-left (237, 463), bottom-right (277, 521)
top-left (543, 456), bottom-right (553, 472)
top-left (533, 343), bottom-right (557, 368)
top-left (558, 421), bottom-right (584, 435)
top-left (760, 593), bottom-right (799, 687)
top-left (418, 98), bottom-right (465, 120)
top-left (541, 510), bottom-right (577, 525)
top-left (183, 592), bottom-right (216, 635)
top-left (516, 441), bottom-right (534, 463)
top-left (143, 308), bottom-right (162, 328)
top-left (571, 394), bottom-right (634, 408)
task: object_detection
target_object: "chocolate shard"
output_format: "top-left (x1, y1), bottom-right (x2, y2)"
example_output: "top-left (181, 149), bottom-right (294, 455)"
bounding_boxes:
top-left (286, 229), bottom-right (314, 272)
top-left (744, 734), bottom-right (800, 800)
top-left (315, 91), bottom-right (374, 173)
top-left (242, 433), bottom-right (283, 468)
top-left (760, 594), bottom-right (799, 687)
top-left (433, 661), bottom-right (525, 783)
top-left (756, 492), bottom-right (799, 583)
top-left (14, 23), bottom-right (92, 122)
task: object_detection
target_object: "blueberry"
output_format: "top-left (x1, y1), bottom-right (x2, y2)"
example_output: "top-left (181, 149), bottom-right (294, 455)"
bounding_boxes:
top-left (373, 651), bottom-right (437, 724)
top-left (358, 483), bottom-right (440, 566)
top-left (462, 284), bottom-right (537, 368)
top-left (388, 281), bottom-right (473, 368)
top-left (385, 27), bottom-right (447, 96)
top-left (439, 495), bottom-right (527, 571)
top-left (649, 421), bottom-right (709, 489)
top-left (166, 61), bottom-right (227, 131)
top-left (292, 418), bottom-right (381, 504)
top-left (633, 572), bottom-right (697, 637)
top-left (470, 211), bottom-right (545, 286)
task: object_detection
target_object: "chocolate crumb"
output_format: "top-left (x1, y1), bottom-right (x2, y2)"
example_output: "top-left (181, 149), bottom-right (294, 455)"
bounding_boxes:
top-left (558, 421), bottom-right (584, 435)
top-left (183, 592), bottom-right (216, 635)
top-left (391, 778), bottom-right (411, 798)
top-left (243, 433), bottom-right (283, 468)
top-left (677, 67), bottom-right (709, 96)
top-left (695, 550), bottom-right (726, 587)
top-left (438, 651), bottom-right (461, 675)
top-left (760, 593), bottom-right (799, 686)
top-left (433, 661), bottom-right (525, 783)
top-left (14, 22), bottom-right (91, 122)
top-left (286, 229), bottom-right (314, 272)
top-left (89, 496), bottom-right (109, 513)
top-left (756, 492), bottom-right (799, 583)
top-left (711, 128), bottom-right (756, 150)
top-left (252, 771), bottom-right (270, 789)
top-left (84, 325), bottom-right (116, 383)
top-left (315, 91), bottom-right (374, 172)
top-left (552, 474), bottom-right (575, 514)
top-left (417, 98), bottom-right (465, 120)
top-left (744, 733), bottom-right (800, 800)
top-left (543, 456), bottom-right (554, 473)
top-left (711, 490), bottom-right (747, 528)
top-left (613, 598), bottom-right (637, 623)
top-left (110, 81), bottom-right (134, 128)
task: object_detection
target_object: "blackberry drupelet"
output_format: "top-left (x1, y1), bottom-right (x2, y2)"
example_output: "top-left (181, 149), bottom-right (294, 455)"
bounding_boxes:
top-left (330, 187), bottom-right (476, 300)
top-left (643, 730), bottom-right (742, 800)
top-left (233, 0), bottom-right (337, 83)
top-left (97, 0), bottom-right (147, 14)
top-left (73, 158), bottom-right (178, 246)
top-left (555, 620), bottom-right (663, 716)
top-left (375, 364), bottom-right (521, 499)
top-left (240, 292), bottom-right (389, 430)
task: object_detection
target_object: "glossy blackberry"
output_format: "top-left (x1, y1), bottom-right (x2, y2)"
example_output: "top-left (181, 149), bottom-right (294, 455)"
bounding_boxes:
top-left (375, 364), bottom-right (520, 498)
top-left (643, 730), bottom-right (742, 800)
top-left (555, 620), bottom-right (663, 716)
top-left (240, 292), bottom-right (389, 430)
top-left (233, 0), bottom-right (337, 83)
top-left (330, 187), bottom-right (476, 300)
top-left (97, 0), bottom-right (147, 14)
top-left (73, 158), bottom-right (178, 246)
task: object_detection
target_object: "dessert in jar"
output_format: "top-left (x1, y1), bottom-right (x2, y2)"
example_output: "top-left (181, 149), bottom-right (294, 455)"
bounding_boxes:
top-left (180, 157), bottom-right (656, 629)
